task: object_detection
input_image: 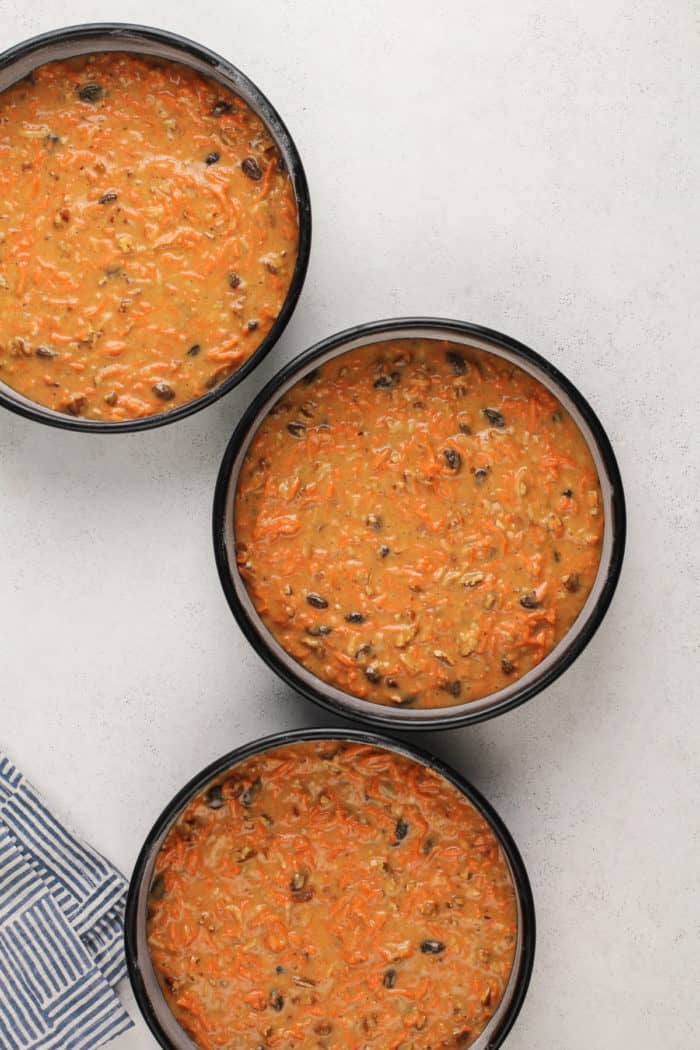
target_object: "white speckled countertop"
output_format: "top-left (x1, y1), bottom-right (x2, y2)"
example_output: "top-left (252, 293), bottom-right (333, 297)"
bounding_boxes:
top-left (1, 2), bottom-right (698, 1047)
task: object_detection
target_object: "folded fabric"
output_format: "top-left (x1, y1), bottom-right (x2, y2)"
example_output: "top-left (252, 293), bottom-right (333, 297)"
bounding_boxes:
top-left (0, 754), bottom-right (133, 1049)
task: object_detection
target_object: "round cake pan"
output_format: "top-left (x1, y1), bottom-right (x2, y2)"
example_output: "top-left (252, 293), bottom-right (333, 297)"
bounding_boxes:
top-left (125, 727), bottom-right (536, 1050)
top-left (0, 23), bottom-right (311, 432)
top-left (213, 317), bottom-right (626, 730)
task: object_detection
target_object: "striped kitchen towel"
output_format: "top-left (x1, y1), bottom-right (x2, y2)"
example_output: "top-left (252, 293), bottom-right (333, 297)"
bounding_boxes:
top-left (0, 753), bottom-right (133, 1049)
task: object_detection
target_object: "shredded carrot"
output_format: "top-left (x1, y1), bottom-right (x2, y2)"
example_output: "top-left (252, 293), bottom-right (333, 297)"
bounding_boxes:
top-left (147, 741), bottom-right (518, 1050)
top-left (0, 51), bottom-right (298, 420)
top-left (234, 339), bottom-right (605, 709)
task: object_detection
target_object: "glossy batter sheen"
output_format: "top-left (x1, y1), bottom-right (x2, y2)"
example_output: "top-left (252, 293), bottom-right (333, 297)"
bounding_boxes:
top-left (147, 742), bottom-right (517, 1050)
top-left (0, 53), bottom-right (298, 420)
top-left (234, 340), bottom-right (604, 708)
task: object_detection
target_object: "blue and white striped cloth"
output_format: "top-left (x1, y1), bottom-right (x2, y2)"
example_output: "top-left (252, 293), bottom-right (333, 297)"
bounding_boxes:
top-left (0, 754), bottom-right (133, 1049)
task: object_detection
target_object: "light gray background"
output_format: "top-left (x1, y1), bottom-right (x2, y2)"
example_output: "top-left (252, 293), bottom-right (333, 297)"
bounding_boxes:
top-left (1, 2), bottom-right (698, 1047)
